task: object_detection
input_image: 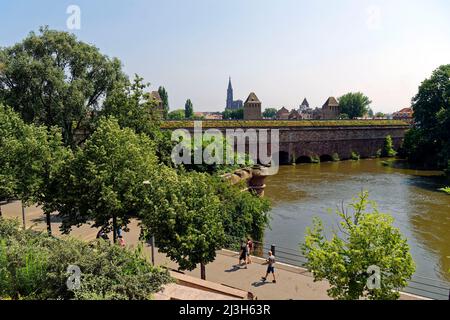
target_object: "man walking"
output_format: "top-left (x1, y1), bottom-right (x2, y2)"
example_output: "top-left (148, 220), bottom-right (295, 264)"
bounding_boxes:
top-left (239, 240), bottom-right (249, 269)
top-left (262, 251), bottom-right (276, 283)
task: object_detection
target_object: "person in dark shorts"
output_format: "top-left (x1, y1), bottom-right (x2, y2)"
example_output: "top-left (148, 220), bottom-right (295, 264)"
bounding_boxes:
top-left (247, 238), bottom-right (253, 264)
top-left (239, 240), bottom-right (249, 269)
top-left (262, 251), bottom-right (276, 283)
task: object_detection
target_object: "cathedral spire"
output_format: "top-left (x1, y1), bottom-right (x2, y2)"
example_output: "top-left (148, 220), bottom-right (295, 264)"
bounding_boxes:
top-left (226, 77), bottom-right (233, 109)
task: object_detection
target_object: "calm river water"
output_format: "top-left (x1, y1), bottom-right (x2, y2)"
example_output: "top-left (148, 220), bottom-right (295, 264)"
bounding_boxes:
top-left (264, 159), bottom-right (450, 286)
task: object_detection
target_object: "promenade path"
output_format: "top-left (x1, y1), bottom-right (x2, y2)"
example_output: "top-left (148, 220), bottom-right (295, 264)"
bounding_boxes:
top-left (1, 201), bottom-right (423, 300)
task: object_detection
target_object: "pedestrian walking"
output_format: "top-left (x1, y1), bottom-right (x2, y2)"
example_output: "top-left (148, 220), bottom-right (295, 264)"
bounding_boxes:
top-left (262, 251), bottom-right (276, 283)
top-left (247, 238), bottom-right (253, 264)
top-left (238, 240), bottom-right (249, 269)
top-left (118, 235), bottom-right (126, 247)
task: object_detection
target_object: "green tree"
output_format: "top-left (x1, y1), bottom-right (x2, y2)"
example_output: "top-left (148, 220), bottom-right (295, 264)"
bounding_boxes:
top-left (338, 92), bottom-right (372, 119)
top-left (382, 135), bottom-right (397, 157)
top-left (54, 117), bottom-right (158, 242)
top-left (302, 192), bottom-right (415, 300)
top-left (168, 109), bottom-right (186, 120)
top-left (404, 65), bottom-right (450, 168)
top-left (140, 168), bottom-right (226, 280)
top-left (367, 108), bottom-right (374, 118)
top-left (222, 108), bottom-right (244, 120)
top-left (158, 86), bottom-right (170, 119)
top-left (263, 108), bottom-right (277, 119)
top-left (185, 99), bottom-right (194, 119)
top-left (0, 105), bottom-right (69, 234)
top-left (0, 27), bottom-right (127, 148)
top-left (375, 112), bottom-right (386, 118)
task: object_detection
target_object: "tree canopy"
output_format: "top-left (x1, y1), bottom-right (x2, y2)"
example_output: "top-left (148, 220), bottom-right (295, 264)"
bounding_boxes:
top-left (0, 27), bottom-right (127, 147)
top-left (184, 99), bottom-right (194, 119)
top-left (338, 92), bottom-right (372, 119)
top-left (263, 108), bottom-right (277, 119)
top-left (158, 86), bottom-right (169, 118)
top-left (54, 117), bottom-right (158, 239)
top-left (402, 65), bottom-right (450, 168)
top-left (302, 192), bottom-right (415, 300)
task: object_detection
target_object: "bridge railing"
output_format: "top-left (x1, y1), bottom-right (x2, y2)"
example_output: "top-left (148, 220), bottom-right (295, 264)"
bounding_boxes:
top-left (224, 236), bottom-right (449, 300)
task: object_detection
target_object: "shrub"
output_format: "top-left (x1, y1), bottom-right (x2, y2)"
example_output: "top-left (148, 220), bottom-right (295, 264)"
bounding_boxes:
top-left (332, 153), bottom-right (340, 162)
top-left (382, 135), bottom-right (397, 158)
top-left (311, 155), bottom-right (320, 164)
top-left (351, 151), bottom-right (360, 161)
top-left (0, 218), bottom-right (171, 300)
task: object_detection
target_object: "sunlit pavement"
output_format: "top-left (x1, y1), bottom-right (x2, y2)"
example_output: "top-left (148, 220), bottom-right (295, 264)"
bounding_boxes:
top-left (1, 201), bottom-right (423, 300)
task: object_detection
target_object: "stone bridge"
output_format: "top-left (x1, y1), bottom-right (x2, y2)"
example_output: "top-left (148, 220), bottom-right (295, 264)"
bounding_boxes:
top-left (163, 121), bottom-right (409, 165)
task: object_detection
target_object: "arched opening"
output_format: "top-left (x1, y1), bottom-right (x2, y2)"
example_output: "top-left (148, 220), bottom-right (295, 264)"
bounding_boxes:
top-left (320, 154), bottom-right (334, 162)
top-left (279, 151), bottom-right (290, 165)
top-left (296, 156), bottom-right (312, 164)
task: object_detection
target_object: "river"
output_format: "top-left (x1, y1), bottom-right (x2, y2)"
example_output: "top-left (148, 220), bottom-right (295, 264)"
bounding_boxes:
top-left (263, 158), bottom-right (450, 293)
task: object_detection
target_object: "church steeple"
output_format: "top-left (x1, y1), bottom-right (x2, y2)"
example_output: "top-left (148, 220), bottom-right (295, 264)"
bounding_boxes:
top-left (226, 77), bottom-right (234, 109)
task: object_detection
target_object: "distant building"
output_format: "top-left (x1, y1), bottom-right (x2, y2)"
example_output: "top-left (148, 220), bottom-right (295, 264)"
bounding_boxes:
top-left (299, 98), bottom-right (310, 111)
top-left (393, 107), bottom-right (414, 123)
top-left (244, 92), bottom-right (262, 120)
top-left (288, 109), bottom-right (301, 120)
top-left (276, 107), bottom-right (290, 120)
top-left (150, 91), bottom-right (164, 116)
top-left (194, 112), bottom-right (223, 120)
top-left (226, 77), bottom-right (243, 110)
top-left (321, 97), bottom-right (340, 120)
top-left (312, 107), bottom-right (322, 120)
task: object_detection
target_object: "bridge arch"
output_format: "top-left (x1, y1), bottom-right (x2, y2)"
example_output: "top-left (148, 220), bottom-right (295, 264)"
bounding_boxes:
top-left (320, 154), bottom-right (334, 162)
top-left (274, 151), bottom-right (290, 165)
top-left (296, 156), bottom-right (312, 164)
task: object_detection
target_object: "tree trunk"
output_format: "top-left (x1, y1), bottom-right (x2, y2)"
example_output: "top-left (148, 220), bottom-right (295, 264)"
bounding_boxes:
top-left (46, 212), bottom-right (52, 236)
top-left (200, 263), bottom-right (206, 280)
top-left (112, 215), bottom-right (117, 244)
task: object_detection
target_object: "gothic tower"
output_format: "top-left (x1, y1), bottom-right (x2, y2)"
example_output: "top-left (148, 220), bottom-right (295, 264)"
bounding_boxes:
top-left (226, 77), bottom-right (233, 109)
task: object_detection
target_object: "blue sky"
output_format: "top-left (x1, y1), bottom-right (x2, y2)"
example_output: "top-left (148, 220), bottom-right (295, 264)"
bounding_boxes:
top-left (1, 0), bottom-right (449, 113)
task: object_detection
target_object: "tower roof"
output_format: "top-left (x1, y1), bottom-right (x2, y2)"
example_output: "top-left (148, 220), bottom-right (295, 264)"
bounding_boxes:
top-left (245, 92), bottom-right (260, 104)
top-left (322, 97), bottom-right (339, 108)
top-left (151, 91), bottom-right (162, 103)
top-left (301, 98), bottom-right (309, 107)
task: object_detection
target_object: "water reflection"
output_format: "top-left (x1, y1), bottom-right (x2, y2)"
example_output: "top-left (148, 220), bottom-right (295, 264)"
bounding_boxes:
top-left (264, 159), bottom-right (450, 282)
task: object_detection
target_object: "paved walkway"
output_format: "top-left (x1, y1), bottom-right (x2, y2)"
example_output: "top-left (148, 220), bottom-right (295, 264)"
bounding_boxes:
top-left (1, 201), bottom-right (423, 300)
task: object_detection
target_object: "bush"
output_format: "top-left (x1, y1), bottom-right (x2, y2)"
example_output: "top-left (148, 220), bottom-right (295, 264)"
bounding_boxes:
top-left (351, 151), bottom-right (360, 161)
top-left (311, 155), bottom-right (320, 164)
top-left (0, 218), bottom-right (171, 300)
top-left (382, 135), bottom-right (397, 157)
top-left (332, 153), bottom-right (340, 162)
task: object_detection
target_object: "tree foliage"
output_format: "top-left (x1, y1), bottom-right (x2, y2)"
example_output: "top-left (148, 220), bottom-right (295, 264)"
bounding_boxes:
top-left (338, 92), bottom-right (372, 119)
top-left (0, 218), bottom-right (171, 300)
top-left (54, 117), bottom-right (158, 237)
top-left (302, 192), bottom-right (415, 300)
top-left (184, 99), bottom-right (194, 119)
top-left (403, 65), bottom-right (450, 168)
top-left (263, 108), bottom-right (277, 119)
top-left (0, 27), bottom-right (127, 148)
top-left (382, 135), bottom-right (397, 157)
top-left (168, 109), bottom-right (185, 120)
top-left (158, 86), bottom-right (169, 118)
top-left (140, 169), bottom-right (225, 271)
top-left (222, 108), bottom-right (244, 120)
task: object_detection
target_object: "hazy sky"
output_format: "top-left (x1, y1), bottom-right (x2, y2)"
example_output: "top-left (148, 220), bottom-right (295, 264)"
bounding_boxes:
top-left (1, 0), bottom-right (449, 113)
